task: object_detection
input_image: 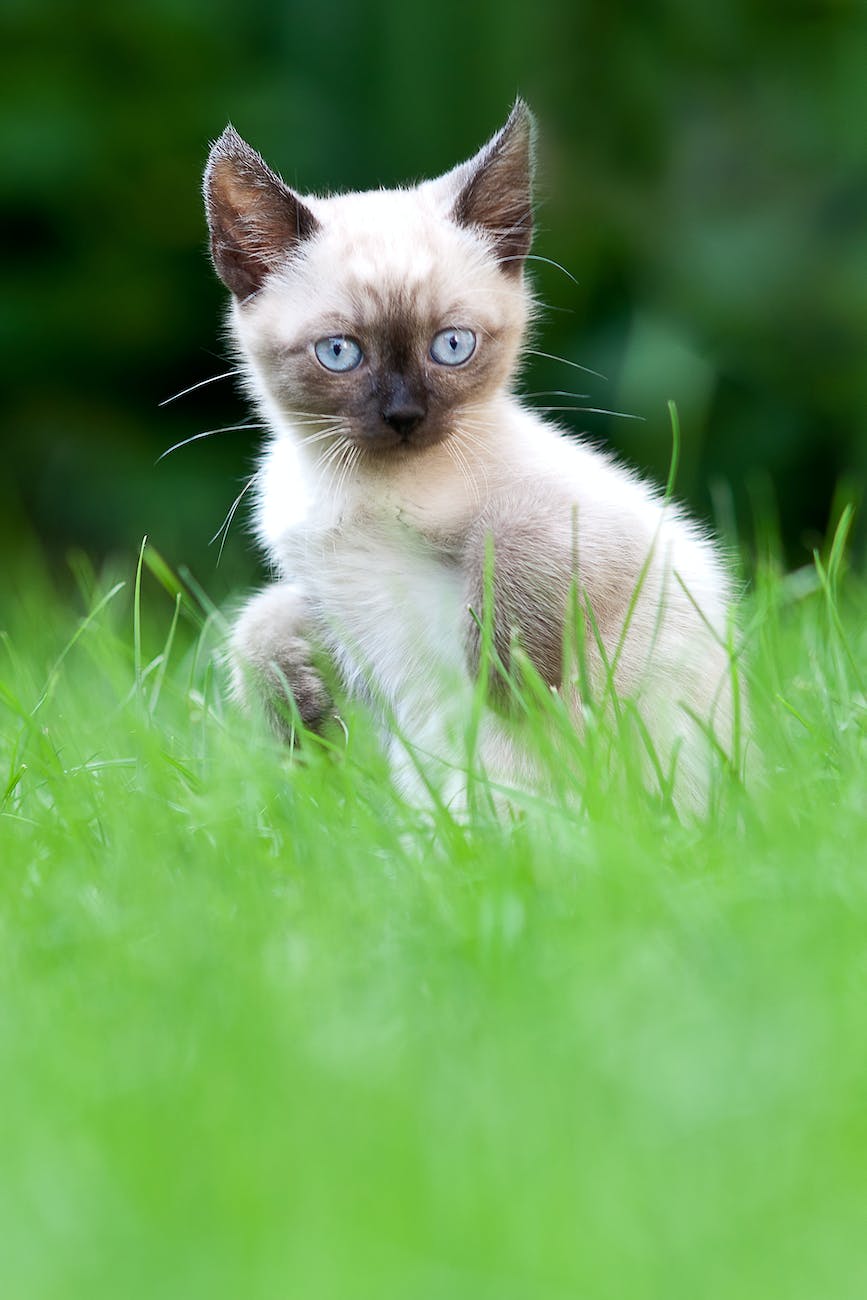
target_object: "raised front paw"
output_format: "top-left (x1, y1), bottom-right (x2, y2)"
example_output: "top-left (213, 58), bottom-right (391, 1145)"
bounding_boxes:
top-left (229, 585), bottom-right (332, 737)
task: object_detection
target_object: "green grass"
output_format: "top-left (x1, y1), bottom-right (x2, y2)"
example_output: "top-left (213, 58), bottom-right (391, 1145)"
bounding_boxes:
top-left (1, 528), bottom-right (866, 1300)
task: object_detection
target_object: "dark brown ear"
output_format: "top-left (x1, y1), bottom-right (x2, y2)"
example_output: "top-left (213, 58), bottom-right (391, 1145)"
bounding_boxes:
top-left (448, 100), bottom-right (535, 275)
top-left (203, 126), bottom-right (319, 301)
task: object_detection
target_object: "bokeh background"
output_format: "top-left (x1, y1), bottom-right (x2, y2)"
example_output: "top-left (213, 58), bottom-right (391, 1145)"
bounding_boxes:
top-left (3, 0), bottom-right (866, 598)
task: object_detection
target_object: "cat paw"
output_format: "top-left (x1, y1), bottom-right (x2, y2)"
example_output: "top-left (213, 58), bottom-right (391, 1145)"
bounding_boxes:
top-left (229, 585), bottom-right (332, 736)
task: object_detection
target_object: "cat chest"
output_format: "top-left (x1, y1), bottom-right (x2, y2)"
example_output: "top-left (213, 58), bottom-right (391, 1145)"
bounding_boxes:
top-left (295, 524), bottom-right (470, 712)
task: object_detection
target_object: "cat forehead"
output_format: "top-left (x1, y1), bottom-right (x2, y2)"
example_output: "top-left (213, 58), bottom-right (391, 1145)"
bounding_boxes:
top-left (246, 184), bottom-right (513, 338)
top-left (305, 185), bottom-right (479, 286)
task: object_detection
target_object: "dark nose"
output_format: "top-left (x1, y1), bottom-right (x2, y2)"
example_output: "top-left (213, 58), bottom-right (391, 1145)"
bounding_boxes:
top-left (382, 403), bottom-right (426, 437)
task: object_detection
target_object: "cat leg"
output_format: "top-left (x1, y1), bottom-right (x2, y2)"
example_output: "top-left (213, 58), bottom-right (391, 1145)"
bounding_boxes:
top-left (230, 584), bottom-right (331, 737)
top-left (462, 492), bottom-right (580, 699)
top-left (456, 497), bottom-right (578, 801)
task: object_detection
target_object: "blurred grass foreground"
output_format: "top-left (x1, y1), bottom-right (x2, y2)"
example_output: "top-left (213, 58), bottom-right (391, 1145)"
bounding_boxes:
top-left (1, 515), bottom-right (866, 1297)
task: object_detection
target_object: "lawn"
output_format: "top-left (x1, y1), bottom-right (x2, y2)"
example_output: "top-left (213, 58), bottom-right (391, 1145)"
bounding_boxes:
top-left (1, 522), bottom-right (865, 1300)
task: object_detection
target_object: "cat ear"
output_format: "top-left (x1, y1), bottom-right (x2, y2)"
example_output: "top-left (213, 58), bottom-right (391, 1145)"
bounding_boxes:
top-left (203, 126), bottom-right (319, 301)
top-left (442, 99), bottom-right (535, 275)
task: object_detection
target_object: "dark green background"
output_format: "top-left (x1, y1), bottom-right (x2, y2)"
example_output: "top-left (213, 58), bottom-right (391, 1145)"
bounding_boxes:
top-left (3, 0), bottom-right (866, 594)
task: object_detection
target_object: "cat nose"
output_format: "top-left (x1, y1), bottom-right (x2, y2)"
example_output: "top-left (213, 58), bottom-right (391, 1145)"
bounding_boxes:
top-left (382, 403), bottom-right (426, 437)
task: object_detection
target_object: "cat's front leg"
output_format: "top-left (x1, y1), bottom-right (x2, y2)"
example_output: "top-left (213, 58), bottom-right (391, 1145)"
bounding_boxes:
top-left (462, 495), bottom-right (577, 699)
top-left (230, 584), bottom-right (331, 737)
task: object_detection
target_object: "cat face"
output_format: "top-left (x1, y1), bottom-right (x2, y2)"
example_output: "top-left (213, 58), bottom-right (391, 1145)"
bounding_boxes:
top-left (204, 103), bottom-right (535, 455)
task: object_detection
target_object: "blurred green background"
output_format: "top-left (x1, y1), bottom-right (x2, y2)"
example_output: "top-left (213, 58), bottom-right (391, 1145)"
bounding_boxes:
top-left (3, 0), bottom-right (866, 596)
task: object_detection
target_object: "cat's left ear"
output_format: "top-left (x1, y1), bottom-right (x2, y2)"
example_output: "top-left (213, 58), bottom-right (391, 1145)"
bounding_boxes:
top-left (436, 99), bottom-right (535, 275)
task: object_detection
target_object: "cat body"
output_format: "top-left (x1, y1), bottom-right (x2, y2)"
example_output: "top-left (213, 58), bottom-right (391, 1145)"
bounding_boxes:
top-left (204, 103), bottom-right (737, 809)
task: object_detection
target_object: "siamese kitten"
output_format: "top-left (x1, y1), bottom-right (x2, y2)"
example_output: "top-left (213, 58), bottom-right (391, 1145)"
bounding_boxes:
top-left (203, 101), bottom-right (739, 810)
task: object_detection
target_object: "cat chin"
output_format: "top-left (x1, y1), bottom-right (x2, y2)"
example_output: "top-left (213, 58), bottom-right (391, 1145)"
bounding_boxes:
top-left (348, 426), bottom-right (451, 457)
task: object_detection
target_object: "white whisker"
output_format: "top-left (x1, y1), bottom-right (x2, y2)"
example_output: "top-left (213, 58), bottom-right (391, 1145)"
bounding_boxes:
top-left (157, 422), bottom-right (266, 463)
top-left (299, 426), bottom-right (347, 447)
top-left (335, 442), bottom-right (361, 502)
top-left (535, 406), bottom-right (644, 420)
top-left (455, 429), bottom-right (492, 495)
top-left (311, 435), bottom-right (352, 485)
top-left (521, 390), bottom-right (591, 400)
top-left (316, 438), bottom-right (346, 475)
top-left (499, 253), bottom-right (580, 286)
top-left (456, 417), bottom-right (497, 437)
top-left (210, 474), bottom-right (258, 564)
top-left (283, 410), bottom-right (347, 423)
top-left (455, 425), bottom-right (490, 457)
top-left (447, 435), bottom-right (482, 509)
top-left (444, 441), bottom-right (471, 506)
top-left (159, 370), bottom-right (238, 407)
top-left (526, 349), bottom-right (607, 381)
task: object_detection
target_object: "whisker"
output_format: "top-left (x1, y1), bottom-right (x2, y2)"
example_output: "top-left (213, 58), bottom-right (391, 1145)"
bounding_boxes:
top-left (456, 416), bottom-right (496, 434)
top-left (159, 369), bottom-right (239, 407)
top-left (455, 426), bottom-right (490, 456)
top-left (311, 436), bottom-right (351, 480)
top-left (283, 410), bottom-right (346, 423)
top-left (319, 437), bottom-right (348, 482)
top-left (333, 441), bottom-right (359, 502)
top-left (526, 349), bottom-right (607, 381)
top-left (318, 431), bottom-right (351, 466)
top-left (520, 390), bottom-right (591, 400)
top-left (456, 421), bottom-right (495, 439)
top-left (345, 444), bottom-right (362, 497)
top-left (156, 422), bottom-right (266, 463)
top-left (499, 253), bottom-right (580, 286)
top-left (454, 440), bottom-right (480, 507)
top-left (454, 436), bottom-right (493, 496)
top-left (299, 426), bottom-right (348, 447)
top-left (454, 422), bottom-right (502, 499)
top-left (444, 441), bottom-right (475, 509)
top-left (534, 406), bottom-right (645, 420)
top-left (210, 474), bottom-right (258, 564)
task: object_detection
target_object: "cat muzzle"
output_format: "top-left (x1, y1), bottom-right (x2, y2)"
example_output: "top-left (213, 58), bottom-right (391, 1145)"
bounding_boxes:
top-left (381, 405), bottom-right (426, 438)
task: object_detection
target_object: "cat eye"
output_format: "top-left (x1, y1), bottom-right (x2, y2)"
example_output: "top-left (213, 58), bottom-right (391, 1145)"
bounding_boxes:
top-left (430, 328), bottom-right (476, 367)
top-left (314, 336), bottom-right (364, 373)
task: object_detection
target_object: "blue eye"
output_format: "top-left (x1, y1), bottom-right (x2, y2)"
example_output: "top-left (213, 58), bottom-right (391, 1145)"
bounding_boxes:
top-left (314, 336), bottom-right (363, 372)
top-left (430, 328), bottom-right (476, 366)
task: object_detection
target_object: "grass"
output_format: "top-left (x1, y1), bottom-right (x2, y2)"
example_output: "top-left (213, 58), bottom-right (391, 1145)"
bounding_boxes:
top-left (1, 522), bottom-right (866, 1300)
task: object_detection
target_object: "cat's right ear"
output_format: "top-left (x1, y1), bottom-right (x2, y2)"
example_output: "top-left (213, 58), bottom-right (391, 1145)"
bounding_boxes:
top-left (203, 126), bottom-right (319, 301)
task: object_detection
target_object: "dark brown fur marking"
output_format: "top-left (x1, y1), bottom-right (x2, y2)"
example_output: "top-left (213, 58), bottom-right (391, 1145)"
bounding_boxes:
top-left (261, 297), bottom-right (503, 453)
top-left (451, 100), bottom-right (534, 274)
top-left (260, 649), bottom-right (331, 738)
top-left (462, 486), bottom-right (650, 701)
top-left (463, 492), bottom-right (576, 696)
top-left (204, 126), bottom-right (319, 300)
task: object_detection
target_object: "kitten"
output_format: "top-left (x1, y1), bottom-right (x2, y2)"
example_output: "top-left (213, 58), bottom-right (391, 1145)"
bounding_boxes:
top-left (203, 100), bottom-right (741, 811)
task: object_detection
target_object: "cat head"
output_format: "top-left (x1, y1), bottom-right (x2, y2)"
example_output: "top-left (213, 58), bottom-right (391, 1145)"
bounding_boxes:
top-left (203, 101), bottom-right (535, 455)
